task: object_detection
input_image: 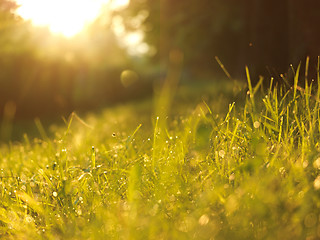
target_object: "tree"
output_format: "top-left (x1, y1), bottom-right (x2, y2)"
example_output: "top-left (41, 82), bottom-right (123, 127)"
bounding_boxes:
top-left (0, 0), bottom-right (25, 110)
top-left (120, 0), bottom-right (320, 81)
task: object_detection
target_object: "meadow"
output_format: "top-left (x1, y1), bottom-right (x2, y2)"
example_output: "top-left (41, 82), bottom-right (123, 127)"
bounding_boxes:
top-left (1, 64), bottom-right (320, 240)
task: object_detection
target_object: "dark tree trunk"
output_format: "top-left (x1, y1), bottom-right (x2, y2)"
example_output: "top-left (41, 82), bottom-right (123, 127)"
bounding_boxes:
top-left (245, 0), bottom-right (290, 80)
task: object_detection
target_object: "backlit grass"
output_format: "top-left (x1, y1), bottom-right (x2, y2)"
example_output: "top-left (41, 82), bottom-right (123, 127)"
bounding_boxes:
top-left (1, 64), bottom-right (320, 239)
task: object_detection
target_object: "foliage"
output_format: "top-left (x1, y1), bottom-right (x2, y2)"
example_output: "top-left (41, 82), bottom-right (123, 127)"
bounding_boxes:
top-left (1, 64), bottom-right (320, 239)
top-left (2, 0), bottom-right (320, 118)
top-left (120, 0), bottom-right (320, 78)
top-left (0, 2), bottom-right (139, 118)
top-left (119, 0), bottom-right (245, 73)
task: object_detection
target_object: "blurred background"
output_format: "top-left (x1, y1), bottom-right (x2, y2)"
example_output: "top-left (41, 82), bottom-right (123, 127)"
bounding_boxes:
top-left (0, 0), bottom-right (320, 122)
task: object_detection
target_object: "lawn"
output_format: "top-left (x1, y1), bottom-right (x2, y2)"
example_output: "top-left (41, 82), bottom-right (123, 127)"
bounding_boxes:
top-left (1, 67), bottom-right (320, 239)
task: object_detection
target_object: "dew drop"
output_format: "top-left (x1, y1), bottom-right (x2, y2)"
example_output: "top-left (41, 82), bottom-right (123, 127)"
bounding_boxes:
top-left (253, 121), bottom-right (260, 128)
top-left (219, 150), bottom-right (225, 158)
top-left (199, 214), bottom-right (210, 226)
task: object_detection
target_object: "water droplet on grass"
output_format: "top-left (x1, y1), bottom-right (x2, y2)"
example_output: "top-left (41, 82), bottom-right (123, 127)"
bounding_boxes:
top-left (199, 214), bottom-right (210, 226)
top-left (76, 208), bottom-right (82, 216)
top-left (304, 213), bottom-right (317, 228)
top-left (279, 167), bottom-right (286, 175)
top-left (298, 191), bottom-right (304, 198)
top-left (25, 215), bottom-right (34, 223)
top-left (253, 121), bottom-right (260, 128)
top-left (229, 173), bottom-right (235, 181)
top-left (219, 150), bottom-right (225, 158)
top-left (314, 176), bottom-right (320, 190)
top-left (313, 158), bottom-right (320, 169)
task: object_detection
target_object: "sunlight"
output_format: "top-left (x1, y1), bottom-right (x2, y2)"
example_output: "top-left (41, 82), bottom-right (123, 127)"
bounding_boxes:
top-left (111, 13), bottom-right (152, 56)
top-left (15, 0), bottom-right (130, 37)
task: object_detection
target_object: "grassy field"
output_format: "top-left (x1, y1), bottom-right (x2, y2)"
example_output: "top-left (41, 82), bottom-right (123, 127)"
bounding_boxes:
top-left (1, 66), bottom-right (320, 239)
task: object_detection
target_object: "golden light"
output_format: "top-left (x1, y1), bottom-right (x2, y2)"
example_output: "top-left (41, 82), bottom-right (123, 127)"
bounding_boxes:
top-left (15, 0), bottom-right (130, 38)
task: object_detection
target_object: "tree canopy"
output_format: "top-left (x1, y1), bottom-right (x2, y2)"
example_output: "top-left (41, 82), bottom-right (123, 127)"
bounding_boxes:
top-left (1, 0), bottom-right (320, 118)
top-left (119, 0), bottom-right (320, 79)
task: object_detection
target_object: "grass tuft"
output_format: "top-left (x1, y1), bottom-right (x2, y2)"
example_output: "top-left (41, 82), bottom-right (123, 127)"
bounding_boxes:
top-left (1, 65), bottom-right (320, 239)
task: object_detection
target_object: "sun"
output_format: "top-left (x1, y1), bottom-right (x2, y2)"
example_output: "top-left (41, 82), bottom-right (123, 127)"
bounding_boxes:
top-left (15, 0), bottom-right (130, 38)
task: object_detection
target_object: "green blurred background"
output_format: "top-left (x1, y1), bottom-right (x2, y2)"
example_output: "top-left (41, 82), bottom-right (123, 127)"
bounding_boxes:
top-left (0, 0), bottom-right (320, 120)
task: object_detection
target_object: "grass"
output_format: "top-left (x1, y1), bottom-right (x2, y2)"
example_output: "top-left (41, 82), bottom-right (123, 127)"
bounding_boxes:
top-left (1, 64), bottom-right (320, 239)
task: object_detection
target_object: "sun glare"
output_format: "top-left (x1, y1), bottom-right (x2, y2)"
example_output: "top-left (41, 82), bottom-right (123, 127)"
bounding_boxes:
top-left (15, 0), bottom-right (130, 37)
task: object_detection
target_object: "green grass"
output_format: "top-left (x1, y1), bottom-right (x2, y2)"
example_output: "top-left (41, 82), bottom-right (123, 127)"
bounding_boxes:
top-left (1, 66), bottom-right (320, 239)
